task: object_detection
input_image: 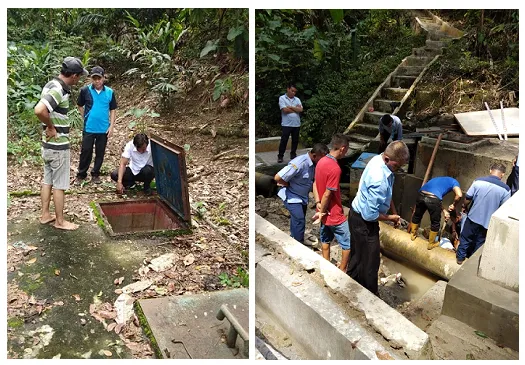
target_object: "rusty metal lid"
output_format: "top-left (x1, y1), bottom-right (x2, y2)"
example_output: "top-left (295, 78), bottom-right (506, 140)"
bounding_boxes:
top-left (150, 134), bottom-right (191, 224)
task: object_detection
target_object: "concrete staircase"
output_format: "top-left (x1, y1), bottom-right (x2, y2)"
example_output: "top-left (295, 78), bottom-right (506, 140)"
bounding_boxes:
top-left (343, 11), bottom-right (463, 157)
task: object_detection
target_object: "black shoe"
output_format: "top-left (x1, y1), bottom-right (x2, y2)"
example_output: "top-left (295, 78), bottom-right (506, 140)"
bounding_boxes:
top-left (277, 157), bottom-right (284, 163)
top-left (290, 154), bottom-right (297, 160)
top-left (143, 184), bottom-right (152, 195)
top-left (91, 176), bottom-right (102, 184)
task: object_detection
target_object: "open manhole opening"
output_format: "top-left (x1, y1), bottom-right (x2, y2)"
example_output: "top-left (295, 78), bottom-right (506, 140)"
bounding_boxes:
top-left (95, 134), bottom-right (192, 237)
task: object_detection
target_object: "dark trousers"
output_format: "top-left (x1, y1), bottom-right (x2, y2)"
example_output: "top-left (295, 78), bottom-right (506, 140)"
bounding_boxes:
top-left (412, 192), bottom-right (442, 231)
top-left (278, 126), bottom-right (300, 159)
top-left (456, 217), bottom-right (487, 261)
top-left (77, 132), bottom-right (108, 178)
top-left (110, 165), bottom-right (155, 189)
top-left (284, 201), bottom-right (307, 244)
top-left (507, 165), bottom-right (519, 196)
top-left (346, 210), bottom-right (380, 296)
top-left (378, 131), bottom-right (400, 154)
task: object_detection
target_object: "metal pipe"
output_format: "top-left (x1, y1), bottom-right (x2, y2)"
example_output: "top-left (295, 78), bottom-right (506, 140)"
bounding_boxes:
top-left (500, 101), bottom-right (508, 141)
top-left (255, 172), bottom-right (277, 198)
top-left (485, 102), bottom-right (503, 140)
top-left (379, 222), bottom-right (460, 280)
top-left (216, 304), bottom-right (249, 357)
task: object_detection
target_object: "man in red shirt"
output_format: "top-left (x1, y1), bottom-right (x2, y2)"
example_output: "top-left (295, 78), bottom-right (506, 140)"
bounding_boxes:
top-left (313, 134), bottom-right (350, 271)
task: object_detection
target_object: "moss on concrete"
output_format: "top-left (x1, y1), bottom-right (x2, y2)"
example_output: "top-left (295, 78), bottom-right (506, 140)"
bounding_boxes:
top-left (89, 201), bottom-right (106, 230)
top-left (8, 317), bottom-right (24, 328)
top-left (134, 301), bottom-right (162, 359)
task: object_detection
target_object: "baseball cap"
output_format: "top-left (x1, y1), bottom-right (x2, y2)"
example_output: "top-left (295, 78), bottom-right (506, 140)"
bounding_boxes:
top-left (90, 66), bottom-right (105, 78)
top-left (62, 57), bottom-right (88, 76)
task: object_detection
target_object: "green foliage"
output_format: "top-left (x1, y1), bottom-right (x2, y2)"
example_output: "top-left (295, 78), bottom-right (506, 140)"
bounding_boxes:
top-left (256, 9), bottom-right (426, 142)
top-left (125, 108), bottom-right (159, 133)
top-left (193, 201), bottom-right (207, 219)
top-left (218, 267), bottom-right (249, 288)
top-left (213, 78), bottom-right (233, 101)
top-left (7, 136), bottom-right (42, 165)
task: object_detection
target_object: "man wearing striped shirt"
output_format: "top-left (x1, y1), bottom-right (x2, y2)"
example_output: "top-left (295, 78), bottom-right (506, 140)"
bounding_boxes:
top-left (34, 57), bottom-right (88, 230)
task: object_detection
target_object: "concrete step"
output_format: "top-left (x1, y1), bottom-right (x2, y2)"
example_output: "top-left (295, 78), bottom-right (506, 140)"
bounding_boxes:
top-left (348, 133), bottom-right (374, 144)
top-left (427, 315), bottom-right (518, 360)
top-left (426, 39), bottom-right (447, 49)
top-left (392, 75), bottom-right (417, 89)
top-left (373, 99), bottom-right (400, 113)
top-left (348, 141), bottom-right (366, 150)
top-left (363, 110), bottom-right (387, 124)
top-left (397, 66), bottom-right (425, 76)
top-left (429, 31), bottom-right (451, 41)
top-left (382, 87), bottom-right (409, 101)
top-left (412, 47), bottom-right (442, 58)
top-left (353, 123), bottom-right (380, 137)
top-left (405, 56), bottom-right (433, 66)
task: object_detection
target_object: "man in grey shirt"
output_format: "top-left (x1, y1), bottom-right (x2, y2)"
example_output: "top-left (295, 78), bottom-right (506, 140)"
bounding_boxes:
top-left (277, 83), bottom-right (303, 163)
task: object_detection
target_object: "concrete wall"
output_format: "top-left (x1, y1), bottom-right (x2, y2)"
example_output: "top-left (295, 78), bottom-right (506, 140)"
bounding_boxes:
top-left (414, 138), bottom-right (516, 190)
top-left (478, 191), bottom-right (520, 292)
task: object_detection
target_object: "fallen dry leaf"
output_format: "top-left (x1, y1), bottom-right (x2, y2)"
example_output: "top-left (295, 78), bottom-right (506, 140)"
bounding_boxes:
top-left (376, 350), bottom-right (395, 360)
top-left (183, 253), bottom-right (195, 266)
top-left (103, 350), bottom-right (112, 357)
top-left (73, 294), bottom-right (81, 301)
top-left (107, 322), bottom-right (117, 332)
top-left (115, 323), bottom-right (125, 334)
top-left (26, 258), bottom-right (37, 264)
top-left (80, 318), bottom-right (87, 326)
top-left (291, 282), bottom-right (303, 287)
top-left (53, 301), bottom-right (64, 306)
top-left (55, 269), bottom-right (60, 276)
top-left (114, 289), bottom-right (123, 295)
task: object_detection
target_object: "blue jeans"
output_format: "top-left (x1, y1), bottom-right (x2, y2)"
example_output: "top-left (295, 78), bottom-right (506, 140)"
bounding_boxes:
top-left (284, 201), bottom-right (307, 244)
top-left (457, 217), bottom-right (487, 261)
top-left (320, 220), bottom-right (351, 250)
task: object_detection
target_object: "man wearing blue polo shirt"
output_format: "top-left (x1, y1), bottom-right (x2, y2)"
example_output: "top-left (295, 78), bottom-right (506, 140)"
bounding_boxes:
top-left (347, 141), bottom-right (409, 296)
top-left (75, 66), bottom-right (117, 184)
top-left (378, 114), bottom-right (403, 154)
top-left (408, 176), bottom-right (463, 250)
top-left (277, 83), bottom-right (303, 163)
top-left (274, 143), bottom-right (328, 244)
top-left (457, 163), bottom-right (511, 264)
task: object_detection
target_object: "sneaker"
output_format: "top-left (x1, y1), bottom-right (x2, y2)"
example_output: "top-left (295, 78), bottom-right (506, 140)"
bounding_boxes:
top-left (290, 154), bottom-right (297, 160)
top-left (73, 177), bottom-right (87, 186)
top-left (456, 259), bottom-right (464, 265)
top-left (143, 184), bottom-right (152, 195)
top-left (277, 157), bottom-right (284, 163)
top-left (91, 176), bottom-right (102, 184)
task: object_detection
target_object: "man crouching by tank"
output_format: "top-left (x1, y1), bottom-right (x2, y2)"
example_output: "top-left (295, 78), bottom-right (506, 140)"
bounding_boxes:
top-left (111, 133), bottom-right (155, 195)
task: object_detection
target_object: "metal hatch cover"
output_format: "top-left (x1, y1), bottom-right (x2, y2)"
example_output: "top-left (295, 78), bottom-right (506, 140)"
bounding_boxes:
top-left (150, 134), bottom-right (191, 224)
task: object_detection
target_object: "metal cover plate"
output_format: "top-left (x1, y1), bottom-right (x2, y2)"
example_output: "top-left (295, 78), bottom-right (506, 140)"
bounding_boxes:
top-left (454, 107), bottom-right (519, 137)
top-left (150, 135), bottom-right (191, 224)
top-left (351, 152), bottom-right (377, 170)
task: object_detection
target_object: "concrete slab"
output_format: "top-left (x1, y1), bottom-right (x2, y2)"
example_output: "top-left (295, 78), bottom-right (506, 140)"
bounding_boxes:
top-left (455, 108), bottom-right (519, 137)
top-left (427, 315), bottom-right (518, 360)
top-left (402, 281), bottom-right (447, 331)
top-left (255, 214), bottom-right (432, 359)
top-left (256, 243), bottom-right (401, 360)
top-left (255, 136), bottom-right (303, 153)
top-left (478, 191), bottom-right (520, 291)
top-left (441, 248), bottom-right (519, 351)
top-left (255, 148), bottom-right (310, 169)
top-left (137, 289), bottom-right (248, 359)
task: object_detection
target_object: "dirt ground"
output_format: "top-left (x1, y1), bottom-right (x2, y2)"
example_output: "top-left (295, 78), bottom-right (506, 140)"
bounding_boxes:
top-left (255, 194), bottom-right (415, 310)
top-left (6, 79), bottom-right (248, 359)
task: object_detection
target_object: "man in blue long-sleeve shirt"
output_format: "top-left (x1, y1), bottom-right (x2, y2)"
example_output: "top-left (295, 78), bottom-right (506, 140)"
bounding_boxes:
top-left (346, 141), bottom-right (409, 296)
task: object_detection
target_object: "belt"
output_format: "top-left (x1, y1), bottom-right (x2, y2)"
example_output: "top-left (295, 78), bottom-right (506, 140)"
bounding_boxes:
top-left (420, 191), bottom-right (439, 199)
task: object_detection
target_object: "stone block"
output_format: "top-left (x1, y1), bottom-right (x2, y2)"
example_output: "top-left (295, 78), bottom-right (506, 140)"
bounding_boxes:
top-left (478, 191), bottom-right (519, 291)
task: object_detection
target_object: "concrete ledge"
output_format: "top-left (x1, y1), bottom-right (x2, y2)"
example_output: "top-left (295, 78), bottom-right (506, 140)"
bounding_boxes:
top-left (256, 214), bottom-right (431, 359)
top-left (441, 248), bottom-right (519, 351)
top-left (256, 244), bottom-right (399, 360)
top-left (255, 136), bottom-right (303, 153)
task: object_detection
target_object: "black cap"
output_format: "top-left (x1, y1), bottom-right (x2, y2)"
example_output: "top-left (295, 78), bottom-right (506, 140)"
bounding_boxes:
top-left (90, 66), bottom-right (105, 78)
top-left (62, 57), bottom-right (88, 76)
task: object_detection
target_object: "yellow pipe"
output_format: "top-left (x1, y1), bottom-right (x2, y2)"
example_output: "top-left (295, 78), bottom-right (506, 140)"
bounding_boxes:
top-left (378, 222), bottom-right (459, 280)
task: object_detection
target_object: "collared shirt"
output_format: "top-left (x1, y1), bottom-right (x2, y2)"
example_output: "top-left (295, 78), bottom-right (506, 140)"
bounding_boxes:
top-left (77, 84), bottom-right (117, 133)
top-left (40, 77), bottom-right (71, 150)
top-left (379, 114), bottom-right (403, 140)
top-left (279, 94), bottom-right (302, 127)
top-left (277, 154), bottom-right (314, 205)
top-left (352, 154), bottom-right (394, 221)
top-left (122, 140), bottom-right (154, 175)
top-left (465, 175), bottom-right (511, 229)
top-left (315, 154), bottom-right (346, 226)
top-left (419, 176), bottom-right (460, 200)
